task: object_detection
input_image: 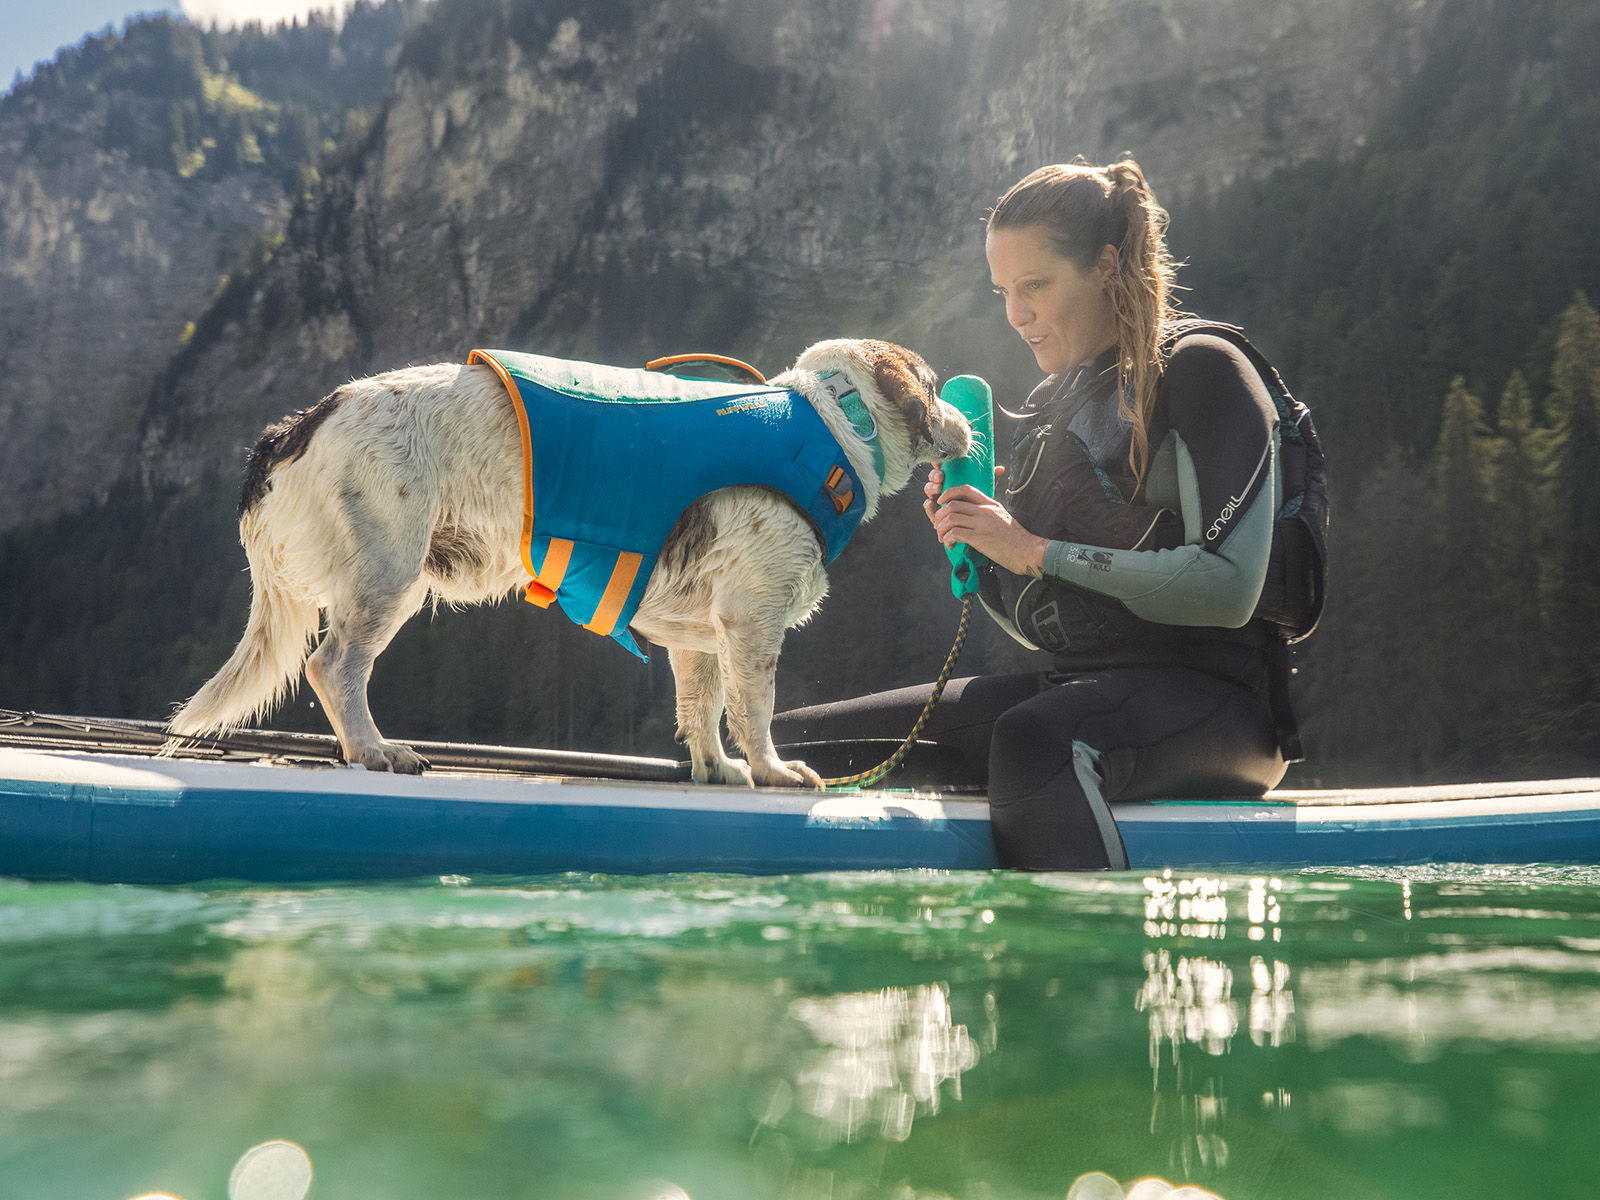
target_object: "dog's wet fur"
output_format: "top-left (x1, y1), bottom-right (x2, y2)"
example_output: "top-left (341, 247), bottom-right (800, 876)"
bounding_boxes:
top-left (168, 338), bottom-right (971, 786)
top-left (238, 390), bottom-right (346, 518)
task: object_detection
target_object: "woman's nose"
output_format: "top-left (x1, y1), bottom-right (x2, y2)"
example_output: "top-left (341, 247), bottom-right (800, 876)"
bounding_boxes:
top-left (1006, 295), bottom-right (1031, 328)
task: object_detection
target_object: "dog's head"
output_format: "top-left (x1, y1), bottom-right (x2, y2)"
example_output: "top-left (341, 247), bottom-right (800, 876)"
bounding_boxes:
top-left (777, 338), bottom-right (972, 519)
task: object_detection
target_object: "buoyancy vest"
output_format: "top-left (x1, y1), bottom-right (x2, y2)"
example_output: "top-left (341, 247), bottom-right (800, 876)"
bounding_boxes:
top-left (986, 321), bottom-right (1328, 758)
top-left (469, 349), bottom-right (869, 659)
top-left (989, 345), bottom-right (1188, 661)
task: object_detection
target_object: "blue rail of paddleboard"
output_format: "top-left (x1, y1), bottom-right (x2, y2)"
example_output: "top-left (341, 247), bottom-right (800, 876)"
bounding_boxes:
top-left (0, 772), bottom-right (998, 884)
top-left (1116, 799), bottom-right (1600, 869)
top-left (6, 752), bottom-right (1600, 882)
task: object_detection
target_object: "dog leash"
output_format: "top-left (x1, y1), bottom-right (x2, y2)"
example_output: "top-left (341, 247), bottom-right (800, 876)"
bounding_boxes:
top-left (820, 595), bottom-right (974, 790)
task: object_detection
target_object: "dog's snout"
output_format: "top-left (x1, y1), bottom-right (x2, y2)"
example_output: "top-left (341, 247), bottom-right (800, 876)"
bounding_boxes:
top-left (930, 398), bottom-right (974, 462)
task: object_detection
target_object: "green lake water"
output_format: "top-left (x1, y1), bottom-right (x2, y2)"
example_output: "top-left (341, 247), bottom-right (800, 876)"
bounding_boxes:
top-left (2, 866), bottom-right (1598, 1200)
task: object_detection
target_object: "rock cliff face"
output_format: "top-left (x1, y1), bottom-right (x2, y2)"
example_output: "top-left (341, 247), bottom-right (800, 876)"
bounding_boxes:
top-left (0, 7), bottom-right (410, 533)
top-left (0, 0), bottom-right (1444, 530)
top-left (0, 128), bottom-right (285, 529)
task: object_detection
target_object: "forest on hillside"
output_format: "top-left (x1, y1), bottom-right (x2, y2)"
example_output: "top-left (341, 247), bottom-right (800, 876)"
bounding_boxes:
top-left (3, 1), bottom-right (418, 187)
top-left (1, 0), bottom-right (1598, 787)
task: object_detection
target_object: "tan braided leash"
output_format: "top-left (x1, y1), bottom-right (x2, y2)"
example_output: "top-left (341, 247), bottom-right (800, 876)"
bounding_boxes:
top-left (820, 595), bottom-right (975, 790)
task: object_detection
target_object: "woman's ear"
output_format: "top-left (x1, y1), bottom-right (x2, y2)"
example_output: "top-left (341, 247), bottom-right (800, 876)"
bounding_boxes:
top-left (1096, 243), bottom-right (1120, 284)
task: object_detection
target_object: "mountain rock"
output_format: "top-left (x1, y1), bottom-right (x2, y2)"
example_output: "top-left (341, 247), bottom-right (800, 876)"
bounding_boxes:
top-left (135, 0), bottom-right (1445, 497)
top-left (0, 5), bottom-right (411, 533)
top-left (0, 0), bottom-right (1445, 530)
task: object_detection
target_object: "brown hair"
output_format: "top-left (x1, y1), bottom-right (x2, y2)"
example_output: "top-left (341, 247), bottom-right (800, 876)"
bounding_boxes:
top-left (987, 158), bottom-right (1179, 486)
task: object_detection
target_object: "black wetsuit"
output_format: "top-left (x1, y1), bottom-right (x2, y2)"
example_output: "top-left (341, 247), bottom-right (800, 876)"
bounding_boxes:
top-left (772, 333), bottom-right (1291, 870)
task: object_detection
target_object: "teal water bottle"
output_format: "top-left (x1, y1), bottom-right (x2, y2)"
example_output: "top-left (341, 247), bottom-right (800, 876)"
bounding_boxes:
top-left (938, 375), bottom-right (995, 598)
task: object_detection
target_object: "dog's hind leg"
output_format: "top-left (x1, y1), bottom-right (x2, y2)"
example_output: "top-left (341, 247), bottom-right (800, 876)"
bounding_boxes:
top-left (668, 646), bottom-right (752, 787)
top-left (303, 484), bottom-right (434, 773)
top-left (713, 611), bottom-right (823, 790)
top-left (305, 571), bottom-right (431, 773)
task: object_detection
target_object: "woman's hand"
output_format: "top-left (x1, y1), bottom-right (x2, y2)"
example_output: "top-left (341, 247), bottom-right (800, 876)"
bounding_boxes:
top-left (923, 465), bottom-right (1048, 578)
top-left (921, 464), bottom-right (949, 528)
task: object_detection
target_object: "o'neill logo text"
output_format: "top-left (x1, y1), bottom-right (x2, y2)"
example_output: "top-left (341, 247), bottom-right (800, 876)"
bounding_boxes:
top-left (1206, 442), bottom-right (1272, 541)
top-left (1062, 546), bottom-right (1115, 572)
top-left (1206, 491), bottom-right (1248, 541)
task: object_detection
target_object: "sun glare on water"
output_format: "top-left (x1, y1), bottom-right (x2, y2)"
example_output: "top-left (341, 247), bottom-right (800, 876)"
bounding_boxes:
top-left (131, 1139), bottom-right (312, 1200)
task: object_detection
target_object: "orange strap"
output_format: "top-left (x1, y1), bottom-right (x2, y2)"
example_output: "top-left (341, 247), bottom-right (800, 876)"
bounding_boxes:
top-left (582, 553), bottom-right (643, 636)
top-left (525, 538), bottom-right (573, 607)
top-left (644, 353), bottom-right (766, 385)
top-left (468, 350), bottom-right (539, 588)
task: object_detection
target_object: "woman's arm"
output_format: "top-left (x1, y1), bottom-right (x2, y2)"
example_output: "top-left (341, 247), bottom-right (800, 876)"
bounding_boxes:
top-left (1046, 334), bottom-right (1278, 627)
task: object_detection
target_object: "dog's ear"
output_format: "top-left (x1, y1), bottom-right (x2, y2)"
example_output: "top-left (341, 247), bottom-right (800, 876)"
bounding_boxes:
top-left (863, 340), bottom-right (938, 417)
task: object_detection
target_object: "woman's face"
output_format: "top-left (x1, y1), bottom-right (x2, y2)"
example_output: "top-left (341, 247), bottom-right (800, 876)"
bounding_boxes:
top-left (986, 225), bottom-right (1117, 375)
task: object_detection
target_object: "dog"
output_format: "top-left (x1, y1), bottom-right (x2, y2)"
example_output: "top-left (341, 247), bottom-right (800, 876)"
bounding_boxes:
top-left (167, 338), bottom-right (971, 787)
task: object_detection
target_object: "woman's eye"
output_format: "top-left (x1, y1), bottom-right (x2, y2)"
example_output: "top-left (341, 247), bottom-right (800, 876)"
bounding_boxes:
top-left (992, 287), bottom-right (1006, 297)
top-left (1024, 280), bottom-right (1046, 292)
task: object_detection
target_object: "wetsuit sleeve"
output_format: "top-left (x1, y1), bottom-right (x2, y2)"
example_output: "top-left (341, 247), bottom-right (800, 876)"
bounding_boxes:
top-left (1038, 335), bottom-right (1278, 628)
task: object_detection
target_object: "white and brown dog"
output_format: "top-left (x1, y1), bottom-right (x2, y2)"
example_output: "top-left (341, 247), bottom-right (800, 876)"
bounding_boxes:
top-left (167, 338), bottom-right (970, 787)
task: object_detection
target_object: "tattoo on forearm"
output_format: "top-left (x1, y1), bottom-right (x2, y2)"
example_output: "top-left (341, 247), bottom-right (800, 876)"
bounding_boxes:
top-left (1026, 563), bottom-right (1044, 580)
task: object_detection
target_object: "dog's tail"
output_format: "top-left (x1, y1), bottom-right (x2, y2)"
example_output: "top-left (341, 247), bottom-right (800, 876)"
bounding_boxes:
top-left (166, 523), bottom-right (320, 746)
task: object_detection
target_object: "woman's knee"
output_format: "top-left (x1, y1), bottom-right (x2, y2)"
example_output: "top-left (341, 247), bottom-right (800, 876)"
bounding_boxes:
top-left (989, 699), bottom-right (1081, 797)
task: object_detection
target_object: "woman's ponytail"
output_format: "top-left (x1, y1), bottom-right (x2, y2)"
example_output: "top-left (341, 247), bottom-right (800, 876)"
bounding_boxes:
top-left (1101, 160), bottom-right (1176, 486)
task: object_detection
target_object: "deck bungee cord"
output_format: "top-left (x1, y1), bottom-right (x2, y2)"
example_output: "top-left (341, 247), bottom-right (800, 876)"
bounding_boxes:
top-left (0, 708), bottom-right (690, 782)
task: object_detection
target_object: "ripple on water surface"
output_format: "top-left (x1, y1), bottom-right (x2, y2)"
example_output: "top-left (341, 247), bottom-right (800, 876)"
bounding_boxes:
top-left (1, 865), bottom-right (1599, 1200)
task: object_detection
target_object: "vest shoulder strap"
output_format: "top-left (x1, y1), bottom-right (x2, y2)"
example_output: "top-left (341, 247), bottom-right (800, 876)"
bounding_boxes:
top-left (1161, 318), bottom-right (1329, 643)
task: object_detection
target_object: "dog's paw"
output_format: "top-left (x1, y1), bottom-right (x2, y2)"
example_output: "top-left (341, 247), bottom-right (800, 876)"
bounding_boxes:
top-left (752, 758), bottom-right (825, 790)
top-left (349, 741), bottom-right (430, 774)
top-left (692, 755), bottom-right (754, 787)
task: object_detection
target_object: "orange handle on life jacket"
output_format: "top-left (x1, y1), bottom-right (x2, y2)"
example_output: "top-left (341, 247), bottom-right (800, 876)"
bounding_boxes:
top-left (644, 354), bottom-right (766, 386)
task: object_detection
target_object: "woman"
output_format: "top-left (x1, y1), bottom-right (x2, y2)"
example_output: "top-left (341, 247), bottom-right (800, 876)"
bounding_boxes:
top-left (773, 158), bottom-right (1294, 870)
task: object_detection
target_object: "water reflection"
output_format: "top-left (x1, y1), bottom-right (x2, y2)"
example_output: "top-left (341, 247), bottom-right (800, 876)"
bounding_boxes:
top-left (1138, 875), bottom-right (1298, 1184)
top-left (1143, 870), bottom-right (1229, 940)
top-left (1244, 876), bottom-right (1283, 942)
top-left (1310, 1080), bottom-right (1448, 1137)
top-left (1297, 948), bottom-right (1600, 1053)
top-left (1128, 866), bottom-right (1600, 1196)
top-left (786, 983), bottom-right (978, 1143)
top-left (5, 869), bottom-right (1600, 1199)
top-left (1138, 950), bottom-right (1238, 1059)
top-left (1248, 956), bottom-right (1294, 1048)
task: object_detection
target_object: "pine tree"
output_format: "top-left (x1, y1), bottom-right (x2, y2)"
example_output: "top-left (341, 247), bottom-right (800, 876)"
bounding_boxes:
top-left (1428, 378), bottom-right (1503, 773)
top-left (1483, 371), bottom-right (1554, 770)
top-left (1434, 378), bottom-right (1490, 560)
top-left (1491, 372), bottom-right (1544, 585)
top-left (1306, 449), bottom-right (1446, 784)
top-left (1543, 293), bottom-right (1600, 765)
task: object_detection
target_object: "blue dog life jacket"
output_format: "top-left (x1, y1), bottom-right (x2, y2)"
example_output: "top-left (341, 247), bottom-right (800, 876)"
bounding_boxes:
top-left (469, 349), bottom-right (870, 659)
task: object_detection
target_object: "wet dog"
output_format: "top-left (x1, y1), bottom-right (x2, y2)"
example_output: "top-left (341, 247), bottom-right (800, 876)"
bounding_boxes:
top-left (167, 338), bottom-right (970, 786)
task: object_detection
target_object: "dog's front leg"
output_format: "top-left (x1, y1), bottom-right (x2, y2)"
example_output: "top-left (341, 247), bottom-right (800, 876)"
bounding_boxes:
top-left (668, 646), bottom-right (752, 786)
top-left (713, 611), bottom-right (823, 790)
